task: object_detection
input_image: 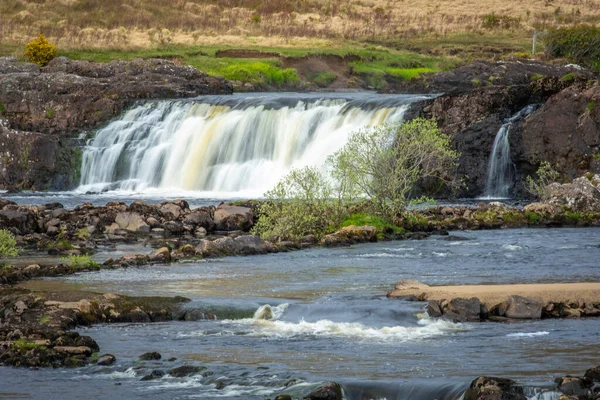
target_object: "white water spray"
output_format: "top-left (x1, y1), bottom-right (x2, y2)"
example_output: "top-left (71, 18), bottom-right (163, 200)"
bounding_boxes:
top-left (78, 94), bottom-right (427, 197)
top-left (483, 105), bottom-right (538, 198)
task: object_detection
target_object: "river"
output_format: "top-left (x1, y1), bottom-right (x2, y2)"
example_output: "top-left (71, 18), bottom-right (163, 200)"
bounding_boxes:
top-left (2, 227), bottom-right (599, 400)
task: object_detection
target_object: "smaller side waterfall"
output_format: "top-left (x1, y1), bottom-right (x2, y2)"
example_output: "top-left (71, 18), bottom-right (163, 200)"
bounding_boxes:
top-left (483, 105), bottom-right (538, 198)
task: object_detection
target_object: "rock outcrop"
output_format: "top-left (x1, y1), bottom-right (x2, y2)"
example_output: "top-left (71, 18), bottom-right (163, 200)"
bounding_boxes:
top-left (464, 376), bottom-right (526, 400)
top-left (0, 57), bottom-right (232, 190)
top-left (546, 176), bottom-right (600, 212)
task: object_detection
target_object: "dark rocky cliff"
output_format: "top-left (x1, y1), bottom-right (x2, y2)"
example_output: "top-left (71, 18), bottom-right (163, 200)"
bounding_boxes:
top-left (0, 57), bottom-right (232, 190)
top-left (404, 60), bottom-right (600, 198)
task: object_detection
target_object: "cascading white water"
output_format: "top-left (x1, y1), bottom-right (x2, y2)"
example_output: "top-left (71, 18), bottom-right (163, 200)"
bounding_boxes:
top-left (483, 105), bottom-right (538, 199)
top-left (78, 93), bottom-right (428, 197)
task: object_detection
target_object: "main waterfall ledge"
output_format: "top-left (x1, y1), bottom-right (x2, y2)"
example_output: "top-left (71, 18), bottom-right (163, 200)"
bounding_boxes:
top-left (77, 92), bottom-right (434, 197)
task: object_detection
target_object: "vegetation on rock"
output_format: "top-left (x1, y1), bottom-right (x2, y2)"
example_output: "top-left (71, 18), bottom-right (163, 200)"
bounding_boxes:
top-left (0, 229), bottom-right (19, 259)
top-left (526, 161), bottom-right (561, 201)
top-left (24, 34), bottom-right (56, 66)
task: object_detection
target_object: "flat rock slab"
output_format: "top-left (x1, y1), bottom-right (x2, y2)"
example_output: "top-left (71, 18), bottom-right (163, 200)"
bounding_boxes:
top-left (388, 281), bottom-right (600, 307)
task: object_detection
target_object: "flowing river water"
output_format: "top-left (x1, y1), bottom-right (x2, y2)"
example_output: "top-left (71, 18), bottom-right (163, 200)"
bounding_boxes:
top-left (1, 93), bottom-right (599, 399)
top-left (2, 227), bottom-right (600, 400)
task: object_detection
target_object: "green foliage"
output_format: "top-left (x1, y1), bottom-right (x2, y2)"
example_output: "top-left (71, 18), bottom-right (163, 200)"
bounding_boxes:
top-left (75, 227), bottom-right (91, 241)
top-left (474, 210), bottom-right (498, 224)
top-left (312, 72), bottom-right (337, 87)
top-left (340, 213), bottom-right (403, 235)
top-left (530, 73), bottom-right (544, 81)
top-left (501, 211), bottom-right (526, 223)
top-left (64, 254), bottom-right (99, 269)
top-left (524, 211), bottom-right (541, 224)
top-left (251, 166), bottom-right (336, 242)
top-left (403, 212), bottom-right (430, 229)
top-left (45, 108), bottom-right (55, 118)
top-left (471, 78), bottom-right (481, 86)
top-left (560, 73), bottom-right (575, 82)
top-left (24, 34), bottom-right (56, 66)
top-left (12, 338), bottom-right (46, 351)
top-left (39, 315), bottom-right (50, 324)
top-left (587, 101), bottom-right (597, 111)
top-left (222, 62), bottom-right (299, 87)
top-left (525, 161), bottom-right (561, 201)
top-left (0, 229), bottom-right (19, 258)
top-left (328, 118), bottom-right (459, 221)
top-left (0, 103), bottom-right (4, 113)
top-left (543, 25), bottom-right (600, 69)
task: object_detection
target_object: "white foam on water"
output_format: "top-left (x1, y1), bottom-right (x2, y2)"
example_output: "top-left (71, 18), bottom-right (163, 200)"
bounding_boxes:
top-left (433, 252), bottom-right (449, 257)
top-left (506, 331), bottom-right (549, 338)
top-left (502, 244), bottom-right (523, 251)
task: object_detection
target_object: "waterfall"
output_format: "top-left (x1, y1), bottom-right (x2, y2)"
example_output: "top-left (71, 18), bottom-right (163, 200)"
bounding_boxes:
top-left (78, 93), bottom-right (430, 197)
top-left (483, 104), bottom-right (538, 199)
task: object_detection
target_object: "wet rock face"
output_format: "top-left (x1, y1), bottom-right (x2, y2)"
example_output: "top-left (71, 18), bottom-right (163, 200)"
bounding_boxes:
top-left (504, 295), bottom-right (543, 319)
top-left (522, 83), bottom-right (600, 182)
top-left (0, 57), bottom-right (232, 190)
top-left (555, 376), bottom-right (594, 397)
top-left (464, 376), bottom-right (526, 400)
top-left (304, 382), bottom-right (343, 400)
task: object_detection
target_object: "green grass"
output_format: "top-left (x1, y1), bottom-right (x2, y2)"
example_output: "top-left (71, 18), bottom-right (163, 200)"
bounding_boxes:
top-left (312, 72), bottom-right (337, 87)
top-left (587, 101), bottom-right (597, 112)
top-left (524, 211), bottom-right (541, 224)
top-left (63, 254), bottom-right (99, 269)
top-left (56, 44), bottom-right (459, 89)
top-left (340, 213), bottom-right (404, 236)
top-left (12, 338), bottom-right (46, 352)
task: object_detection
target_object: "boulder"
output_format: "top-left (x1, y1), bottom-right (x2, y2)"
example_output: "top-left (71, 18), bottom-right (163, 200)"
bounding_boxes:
top-left (139, 352), bottom-right (162, 361)
top-left (523, 203), bottom-right (562, 216)
top-left (115, 212), bottom-right (150, 233)
top-left (585, 365), bottom-right (600, 382)
top-left (183, 207), bottom-right (215, 230)
top-left (168, 365), bottom-right (207, 377)
top-left (53, 346), bottom-right (93, 356)
top-left (304, 382), bottom-right (343, 400)
top-left (555, 376), bottom-right (594, 397)
top-left (320, 225), bottom-right (377, 247)
top-left (214, 204), bottom-right (253, 231)
top-left (546, 177), bottom-right (600, 212)
top-left (141, 370), bottom-right (165, 381)
top-left (504, 295), bottom-right (542, 319)
top-left (464, 376), bottom-right (526, 400)
top-left (426, 301), bottom-right (442, 318)
top-left (150, 247), bottom-right (171, 263)
top-left (442, 297), bottom-right (481, 322)
top-left (159, 203), bottom-right (182, 219)
top-left (97, 354), bottom-right (116, 366)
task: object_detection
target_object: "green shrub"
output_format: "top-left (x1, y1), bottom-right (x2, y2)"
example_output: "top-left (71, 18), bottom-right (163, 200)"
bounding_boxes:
top-left (313, 72), bottom-right (337, 87)
top-left (501, 211), bottom-right (526, 223)
top-left (587, 101), bottom-right (597, 111)
top-left (328, 118), bottom-right (459, 221)
top-left (251, 166), bottom-right (337, 242)
top-left (75, 227), bottom-right (91, 241)
top-left (0, 229), bottom-right (19, 258)
top-left (24, 34), bottom-right (56, 66)
top-left (525, 161), bottom-right (561, 201)
top-left (403, 212), bottom-right (430, 229)
top-left (524, 211), bottom-right (541, 224)
top-left (543, 25), bottom-right (600, 69)
top-left (64, 254), bottom-right (99, 269)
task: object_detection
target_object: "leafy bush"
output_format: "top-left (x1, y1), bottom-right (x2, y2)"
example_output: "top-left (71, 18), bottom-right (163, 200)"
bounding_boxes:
top-left (312, 72), bottom-right (337, 87)
top-left (526, 161), bottom-right (561, 201)
top-left (64, 254), bottom-right (99, 269)
top-left (0, 229), bottom-right (19, 258)
top-left (24, 34), bottom-right (56, 66)
top-left (328, 118), bottom-right (459, 220)
top-left (543, 25), bottom-right (600, 70)
top-left (340, 213), bottom-right (403, 235)
top-left (251, 167), bottom-right (337, 242)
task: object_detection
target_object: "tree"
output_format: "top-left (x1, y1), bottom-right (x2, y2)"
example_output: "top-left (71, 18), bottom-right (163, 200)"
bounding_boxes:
top-left (251, 166), bottom-right (336, 241)
top-left (525, 161), bottom-right (561, 201)
top-left (328, 118), bottom-right (459, 220)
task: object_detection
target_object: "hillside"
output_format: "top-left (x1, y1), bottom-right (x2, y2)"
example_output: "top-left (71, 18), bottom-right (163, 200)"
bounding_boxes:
top-left (1, 0), bottom-right (599, 50)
